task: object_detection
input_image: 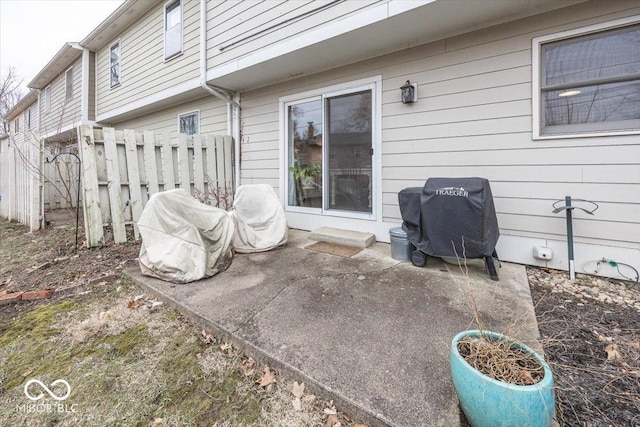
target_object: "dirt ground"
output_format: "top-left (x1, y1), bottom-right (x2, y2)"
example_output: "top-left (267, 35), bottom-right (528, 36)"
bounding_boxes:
top-left (528, 268), bottom-right (640, 427)
top-left (1, 216), bottom-right (638, 426)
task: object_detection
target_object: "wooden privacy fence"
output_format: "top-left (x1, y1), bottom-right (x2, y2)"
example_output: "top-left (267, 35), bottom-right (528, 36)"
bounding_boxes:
top-left (77, 126), bottom-right (234, 248)
top-left (0, 138), bottom-right (41, 231)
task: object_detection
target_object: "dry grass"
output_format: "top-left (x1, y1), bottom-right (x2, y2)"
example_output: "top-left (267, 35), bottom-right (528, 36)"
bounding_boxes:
top-left (0, 218), bottom-right (363, 426)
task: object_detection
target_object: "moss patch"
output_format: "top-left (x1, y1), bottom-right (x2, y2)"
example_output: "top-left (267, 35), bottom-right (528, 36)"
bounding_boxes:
top-left (0, 301), bottom-right (80, 391)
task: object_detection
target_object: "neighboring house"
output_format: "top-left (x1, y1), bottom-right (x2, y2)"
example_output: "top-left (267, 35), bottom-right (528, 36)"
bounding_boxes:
top-left (2, 90), bottom-right (40, 229)
top-left (2, 0), bottom-right (639, 276)
top-left (27, 42), bottom-right (96, 143)
top-left (1, 42), bottom-right (95, 228)
top-left (0, 133), bottom-right (9, 217)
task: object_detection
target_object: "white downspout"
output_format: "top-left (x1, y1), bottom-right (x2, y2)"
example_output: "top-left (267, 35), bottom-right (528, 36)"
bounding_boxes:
top-left (200, 0), bottom-right (241, 188)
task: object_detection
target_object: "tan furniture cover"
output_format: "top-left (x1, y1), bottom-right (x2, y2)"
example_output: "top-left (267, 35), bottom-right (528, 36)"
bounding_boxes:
top-left (138, 189), bottom-right (234, 283)
top-left (231, 184), bottom-right (287, 253)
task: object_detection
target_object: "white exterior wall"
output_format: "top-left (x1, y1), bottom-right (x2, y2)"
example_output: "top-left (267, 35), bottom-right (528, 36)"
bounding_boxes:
top-left (206, 0), bottom-right (385, 69)
top-left (96, 0), bottom-right (201, 115)
top-left (39, 56), bottom-right (83, 138)
top-left (239, 0), bottom-right (640, 275)
top-left (5, 103), bottom-right (42, 230)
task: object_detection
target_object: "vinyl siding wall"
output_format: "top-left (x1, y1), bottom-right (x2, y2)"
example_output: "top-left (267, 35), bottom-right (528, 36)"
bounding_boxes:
top-left (25, 103), bottom-right (39, 138)
top-left (239, 0), bottom-right (640, 259)
top-left (206, 0), bottom-right (386, 69)
top-left (96, 0), bottom-right (201, 115)
top-left (112, 95), bottom-right (228, 138)
top-left (40, 56), bottom-right (83, 137)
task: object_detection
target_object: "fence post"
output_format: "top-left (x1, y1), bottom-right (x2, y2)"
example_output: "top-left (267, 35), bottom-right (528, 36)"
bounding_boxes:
top-left (143, 131), bottom-right (160, 196)
top-left (177, 133), bottom-right (190, 192)
top-left (77, 125), bottom-right (105, 247)
top-left (103, 127), bottom-right (127, 244)
top-left (160, 131), bottom-right (175, 190)
top-left (124, 129), bottom-right (143, 240)
top-left (193, 134), bottom-right (205, 194)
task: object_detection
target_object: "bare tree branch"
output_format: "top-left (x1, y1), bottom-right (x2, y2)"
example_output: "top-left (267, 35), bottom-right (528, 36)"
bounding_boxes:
top-left (0, 67), bottom-right (24, 134)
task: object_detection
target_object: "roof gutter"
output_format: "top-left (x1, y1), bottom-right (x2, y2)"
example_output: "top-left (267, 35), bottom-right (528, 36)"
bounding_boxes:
top-left (200, 0), bottom-right (241, 188)
top-left (4, 89), bottom-right (39, 121)
top-left (27, 43), bottom-right (83, 89)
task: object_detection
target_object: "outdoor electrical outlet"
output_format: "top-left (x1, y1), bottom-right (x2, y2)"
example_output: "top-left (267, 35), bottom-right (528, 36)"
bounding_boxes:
top-left (533, 246), bottom-right (553, 260)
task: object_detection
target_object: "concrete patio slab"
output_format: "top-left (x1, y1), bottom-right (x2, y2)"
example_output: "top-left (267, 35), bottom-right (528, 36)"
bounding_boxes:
top-left (125, 229), bottom-right (540, 427)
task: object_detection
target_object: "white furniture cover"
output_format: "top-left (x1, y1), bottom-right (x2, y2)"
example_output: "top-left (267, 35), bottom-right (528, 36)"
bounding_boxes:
top-left (232, 184), bottom-right (287, 253)
top-left (138, 189), bottom-right (234, 283)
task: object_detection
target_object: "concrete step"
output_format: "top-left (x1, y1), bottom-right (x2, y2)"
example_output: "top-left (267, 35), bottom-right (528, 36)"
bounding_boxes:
top-left (309, 226), bottom-right (375, 248)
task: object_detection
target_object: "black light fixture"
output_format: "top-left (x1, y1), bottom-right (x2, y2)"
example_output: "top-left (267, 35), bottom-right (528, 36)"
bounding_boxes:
top-left (400, 80), bottom-right (418, 104)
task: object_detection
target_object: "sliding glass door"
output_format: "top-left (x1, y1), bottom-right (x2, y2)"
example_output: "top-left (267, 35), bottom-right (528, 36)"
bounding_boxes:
top-left (325, 90), bottom-right (372, 213)
top-left (286, 85), bottom-right (374, 216)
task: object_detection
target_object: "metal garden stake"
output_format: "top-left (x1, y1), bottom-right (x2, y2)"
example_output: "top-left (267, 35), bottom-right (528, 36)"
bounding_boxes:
top-left (552, 196), bottom-right (598, 280)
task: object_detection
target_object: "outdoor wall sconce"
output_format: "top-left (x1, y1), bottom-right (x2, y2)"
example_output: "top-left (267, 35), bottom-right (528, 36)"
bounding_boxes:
top-left (400, 80), bottom-right (418, 104)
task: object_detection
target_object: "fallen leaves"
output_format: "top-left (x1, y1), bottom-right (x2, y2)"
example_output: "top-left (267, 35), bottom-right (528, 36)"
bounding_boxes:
top-left (605, 343), bottom-right (622, 361)
top-left (291, 381), bottom-right (305, 412)
top-left (238, 358), bottom-right (256, 377)
top-left (594, 328), bottom-right (640, 364)
top-left (127, 293), bottom-right (163, 310)
top-left (255, 366), bottom-right (276, 388)
top-left (325, 414), bottom-right (340, 427)
top-left (292, 381), bottom-right (305, 399)
top-left (201, 329), bottom-right (214, 344)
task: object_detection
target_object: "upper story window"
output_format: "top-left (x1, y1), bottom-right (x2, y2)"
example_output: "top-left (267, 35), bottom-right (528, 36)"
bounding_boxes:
top-left (44, 86), bottom-right (51, 113)
top-left (65, 67), bottom-right (73, 100)
top-left (179, 111), bottom-right (199, 135)
top-left (110, 41), bottom-right (121, 87)
top-left (164, 0), bottom-right (182, 60)
top-left (14, 117), bottom-right (19, 133)
top-left (534, 20), bottom-right (640, 138)
top-left (25, 109), bottom-right (31, 131)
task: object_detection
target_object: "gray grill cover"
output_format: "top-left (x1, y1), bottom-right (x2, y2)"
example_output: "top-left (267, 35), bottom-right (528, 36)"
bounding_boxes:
top-left (399, 177), bottom-right (499, 259)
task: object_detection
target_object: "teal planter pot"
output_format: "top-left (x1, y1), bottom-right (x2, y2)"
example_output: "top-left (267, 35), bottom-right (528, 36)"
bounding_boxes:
top-left (450, 330), bottom-right (555, 427)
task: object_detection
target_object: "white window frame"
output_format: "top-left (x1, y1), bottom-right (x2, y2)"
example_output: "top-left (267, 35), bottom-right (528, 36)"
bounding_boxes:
top-left (44, 86), bottom-right (51, 114)
top-left (164, 0), bottom-right (183, 61)
top-left (65, 67), bottom-right (73, 100)
top-left (178, 110), bottom-right (200, 135)
top-left (279, 76), bottom-right (382, 221)
top-left (14, 117), bottom-right (19, 133)
top-left (533, 15), bottom-right (640, 140)
top-left (110, 40), bottom-right (121, 88)
top-left (25, 109), bottom-right (31, 131)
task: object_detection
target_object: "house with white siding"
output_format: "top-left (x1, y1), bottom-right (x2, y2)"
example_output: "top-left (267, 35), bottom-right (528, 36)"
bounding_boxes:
top-left (1, 42), bottom-right (97, 228)
top-left (27, 42), bottom-right (96, 142)
top-left (3, 0), bottom-right (639, 278)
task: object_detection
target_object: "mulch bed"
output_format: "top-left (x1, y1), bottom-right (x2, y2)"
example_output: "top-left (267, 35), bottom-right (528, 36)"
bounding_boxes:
top-left (529, 268), bottom-right (640, 427)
